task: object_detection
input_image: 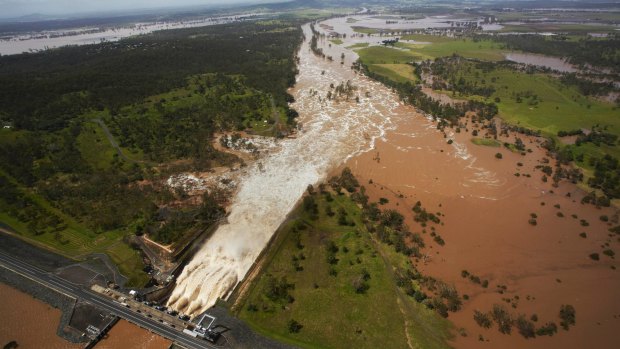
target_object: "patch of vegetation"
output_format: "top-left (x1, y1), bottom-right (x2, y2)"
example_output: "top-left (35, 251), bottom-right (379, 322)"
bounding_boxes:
top-left (559, 304), bottom-right (576, 330)
top-left (473, 310), bottom-right (492, 328)
top-left (536, 322), bottom-right (558, 337)
top-left (471, 138), bottom-right (501, 147)
top-left (397, 37), bottom-right (507, 61)
top-left (491, 304), bottom-right (513, 334)
top-left (489, 34), bottom-right (620, 72)
top-left (238, 171), bottom-right (453, 349)
top-left (351, 26), bottom-right (379, 34)
top-left (346, 42), bottom-right (369, 50)
top-left (0, 19), bottom-right (303, 286)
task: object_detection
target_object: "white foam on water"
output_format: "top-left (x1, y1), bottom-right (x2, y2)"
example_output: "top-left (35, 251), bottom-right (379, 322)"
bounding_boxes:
top-left (167, 23), bottom-right (403, 316)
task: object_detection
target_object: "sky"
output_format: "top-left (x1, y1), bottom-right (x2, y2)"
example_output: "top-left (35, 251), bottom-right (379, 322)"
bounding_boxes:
top-left (0, 0), bottom-right (287, 18)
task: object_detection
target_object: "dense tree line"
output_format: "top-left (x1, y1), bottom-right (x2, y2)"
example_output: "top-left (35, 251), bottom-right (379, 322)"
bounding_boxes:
top-left (356, 60), bottom-right (498, 125)
top-left (0, 19), bottom-right (303, 242)
top-left (0, 19), bottom-right (302, 131)
top-left (483, 34), bottom-right (620, 72)
top-left (588, 155), bottom-right (620, 199)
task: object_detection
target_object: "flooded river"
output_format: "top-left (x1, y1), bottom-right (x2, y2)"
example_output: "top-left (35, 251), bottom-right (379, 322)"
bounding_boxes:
top-left (167, 23), bottom-right (404, 316)
top-left (94, 320), bottom-right (170, 349)
top-left (0, 14), bottom-right (263, 55)
top-left (0, 282), bottom-right (82, 349)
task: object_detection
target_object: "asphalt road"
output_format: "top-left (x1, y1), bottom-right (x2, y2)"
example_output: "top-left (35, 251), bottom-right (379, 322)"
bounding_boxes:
top-left (0, 251), bottom-right (217, 349)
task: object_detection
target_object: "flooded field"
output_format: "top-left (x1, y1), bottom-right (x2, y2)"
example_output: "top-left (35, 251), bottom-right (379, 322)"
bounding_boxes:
top-left (0, 13), bottom-right (262, 55)
top-left (94, 320), bottom-right (171, 349)
top-left (320, 15), bottom-right (501, 37)
top-left (348, 114), bottom-right (620, 349)
top-left (0, 282), bottom-right (82, 349)
top-left (505, 52), bottom-right (578, 72)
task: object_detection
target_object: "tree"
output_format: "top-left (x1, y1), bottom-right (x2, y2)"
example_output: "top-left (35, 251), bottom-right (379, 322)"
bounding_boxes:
top-left (288, 319), bottom-right (303, 333)
top-left (3, 341), bottom-right (18, 349)
top-left (559, 304), bottom-right (576, 330)
top-left (491, 304), bottom-right (513, 334)
top-left (495, 152), bottom-right (503, 159)
top-left (352, 275), bottom-right (370, 294)
top-left (380, 209), bottom-right (404, 230)
top-left (516, 314), bottom-right (536, 338)
top-left (200, 192), bottom-right (225, 222)
top-left (474, 310), bottom-right (492, 328)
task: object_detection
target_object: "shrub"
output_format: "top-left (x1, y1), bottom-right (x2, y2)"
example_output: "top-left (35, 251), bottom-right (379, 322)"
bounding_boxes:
top-left (430, 297), bottom-right (449, 318)
top-left (474, 310), bottom-right (492, 328)
top-left (589, 253), bottom-right (600, 261)
top-left (3, 341), bottom-right (18, 349)
top-left (491, 304), bottom-right (513, 334)
top-left (495, 152), bottom-right (503, 159)
top-left (352, 275), bottom-right (370, 294)
top-left (381, 209), bottom-right (404, 230)
top-left (536, 322), bottom-right (558, 336)
top-left (516, 315), bottom-right (536, 338)
top-left (263, 274), bottom-right (295, 303)
top-left (559, 304), bottom-right (576, 330)
top-left (433, 235), bottom-right (446, 246)
top-left (413, 291), bottom-right (427, 303)
top-left (288, 319), bottom-right (303, 333)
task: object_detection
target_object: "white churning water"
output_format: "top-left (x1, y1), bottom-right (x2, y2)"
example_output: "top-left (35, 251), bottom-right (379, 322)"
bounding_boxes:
top-left (167, 23), bottom-right (403, 316)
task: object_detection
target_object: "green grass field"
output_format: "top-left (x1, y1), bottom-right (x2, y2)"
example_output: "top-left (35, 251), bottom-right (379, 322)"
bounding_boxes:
top-left (237, 191), bottom-right (452, 349)
top-left (356, 46), bottom-right (421, 83)
top-left (435, 63), bottom-right (619, 174)
top-left (396, 38), bottom-right (507, 61)
top-left (329, 39), bottom-right (343, 45)
top-left (351, 26), bottom-right (380, 35)
top-left (346, 42), bottom-right (369, 50)
top-left (471, 138), bottom-right (501, 147)
top-left (357, 46), bottom-right (421, 64)
top-left (370, 64), bottom-right (418, 83)
top-left (455, 67), bottom-right (619, 136)
top-left (357, 38), bottom-right (508, 83)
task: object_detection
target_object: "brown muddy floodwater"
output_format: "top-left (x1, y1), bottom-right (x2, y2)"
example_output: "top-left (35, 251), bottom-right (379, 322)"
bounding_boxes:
top-left (308, 16), bottom-right (619, 349)
top-left (167, 14), bottom-right (619, 349)
top-left (0, 282), bottom-right (82, 349)
top-left (94, 320), bottom-right (170, 349)
top-left (347, 114), bottom-right (620, 349)
top-left (504, 52), bottom-right (578, 73)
